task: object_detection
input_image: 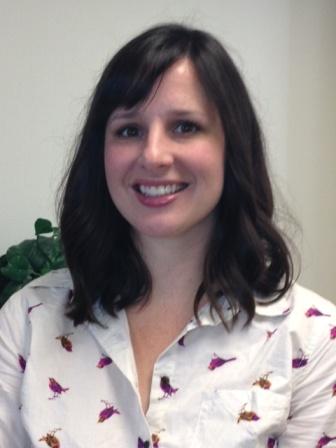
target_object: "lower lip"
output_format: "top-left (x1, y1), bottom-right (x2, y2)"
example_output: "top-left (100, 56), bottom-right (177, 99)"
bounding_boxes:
top-left (134, 189), bottom-right (183, 207)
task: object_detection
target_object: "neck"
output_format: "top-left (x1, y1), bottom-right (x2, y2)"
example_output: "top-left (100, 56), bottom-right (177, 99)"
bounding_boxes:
top-left (132, 225), bottom-right (213, 312)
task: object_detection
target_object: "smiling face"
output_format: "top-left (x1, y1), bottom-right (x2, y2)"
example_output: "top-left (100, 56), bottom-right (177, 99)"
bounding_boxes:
top-left (104, 58), bottom-right (225, 242)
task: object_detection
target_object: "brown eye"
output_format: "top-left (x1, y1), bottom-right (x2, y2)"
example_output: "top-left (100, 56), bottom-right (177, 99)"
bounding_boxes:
top-left (174, 121), bottom-right (200, 135)
top-left (116, 126), bottom-right (141, 138)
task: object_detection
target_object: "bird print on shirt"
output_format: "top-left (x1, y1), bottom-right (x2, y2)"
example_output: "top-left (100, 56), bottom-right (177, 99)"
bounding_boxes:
top-left (18, 354), bottom-right (26, 372)
top-left (48, 378), bottom-right (69, 400)
top-left (138, 437), bottom-right (150, 448)
top-left (237, 403), bottom-right (260, 423)
top-left (252, 371), bottom-right (273, 389)
top-left (266, 329), bottom-right (277, 341)
top-left (97, 400), bottom-right (120, 423)
top-left (208, 353), bottom-right (237, 370)
top-left (305, 306), bottom-right (331, 318)
top-left (3, 271), bottom-right (336, 448)
top-left (151, 433), bottom-right (160, 447)
top-left (138, 433), bottom-right (160, 447)
top-left (267, 437), bottom-right (279, 448)
top-left (330, 325), bottom-right (336, 340)
top-left (28, 302), bottom-right (43, 314)
top-left (55, 333), bottom-right (73, 352)
top-left (97, 354), bottom-right (113, 368)
top-left (159, 376), bottom-right (178, 399)
top-left (292, 349), bottom-right (308, 368)
top-left (316, 433), bottom-right (336, 447)
top-left (39, 428), bottom-right (61, 448)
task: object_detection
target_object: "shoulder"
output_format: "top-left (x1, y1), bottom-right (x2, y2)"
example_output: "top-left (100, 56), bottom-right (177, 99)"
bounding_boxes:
top-left (256, 282), bottom-right (336, 322)
top-left (289, 284), bottom-right (336, 360)
top-left (273, 286), bottom-right (336, 443)
top-left (0, 268), bottom-right (73, 322)
top-left (285, 285), bottom-right (336, 379)
top-left (255, 283), bottom-right (335, 360)
top-left (26, 267), bottom-right (73, 290)
top-left (288, 284), bottom-right (336, 336)
top-left (0, 269), bottom-right (74, 360)
top-left (290, 283), bottom-right (336, 315)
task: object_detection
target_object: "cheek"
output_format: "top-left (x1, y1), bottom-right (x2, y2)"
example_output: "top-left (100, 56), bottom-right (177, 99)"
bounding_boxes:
top-left (212, 143), bottom-right (225, 184)
top-left (104, 150), bottom-right (116, 182)
top-left (212, 165), bottom-right (225, 203)
top-left (104, 147), bottom-right (129, 186)
top-left (103, 151), bottom-right (126, 209)
top-left (104, 151), bottom-right (125, 205)
top-left (203, 149), bottom-right (225, 203)
top-left (195, 145), bottom-right (225, 188)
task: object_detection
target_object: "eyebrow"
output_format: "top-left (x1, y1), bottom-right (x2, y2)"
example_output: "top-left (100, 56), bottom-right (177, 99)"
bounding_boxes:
top-left (110, 108), bottom-right (208, 121)
top-left (110, 109), bottom-right (140, 120)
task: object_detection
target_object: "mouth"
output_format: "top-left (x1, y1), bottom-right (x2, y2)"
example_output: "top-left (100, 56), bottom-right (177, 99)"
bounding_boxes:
top-left (133, 182), bottom-right (189, 197)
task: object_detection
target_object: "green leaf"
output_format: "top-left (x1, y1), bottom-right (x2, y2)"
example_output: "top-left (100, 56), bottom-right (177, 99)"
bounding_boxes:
top-left (28, 246), bottom-right (49, 272)
top-left (5, 241), bottom-right (48, 275)
top-left (9, 254), bottom-right (32, 271)
top-left (40, 262), bottom-right (52, 275)
top-left (37, 235), bottom-right (60, 263)
top-left (17, 239), bottom-right (36, 256)
top-left (8, 239), bottom-right (36, 260)
top-left (51, 253), bottom-right (66, 270)
top-left (0, 254), bottom-right (33, 283)
top-left (0, 218), bottom-right (66, 309)
top-left (6, 245), bottom-right (23, 260)
top-left (1, 265), bottom-right (30, 283)
top-left (35, 218), bottom-right (53, 235)
top-left (0, 254), bottom-right (8, 269)
top-left (0, 268), bottom-right (9, 295)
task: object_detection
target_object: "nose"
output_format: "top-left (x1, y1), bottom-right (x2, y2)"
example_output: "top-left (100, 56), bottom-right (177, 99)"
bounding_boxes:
top-left (139, 124), bottom-right (173, 171)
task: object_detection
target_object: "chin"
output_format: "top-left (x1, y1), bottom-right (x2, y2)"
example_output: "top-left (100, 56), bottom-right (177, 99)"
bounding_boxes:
top-left (136, 227), bottom-right (180, 239)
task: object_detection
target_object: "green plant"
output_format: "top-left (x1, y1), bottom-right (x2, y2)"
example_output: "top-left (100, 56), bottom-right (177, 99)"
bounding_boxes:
top-left (0, 218), bottom-right (66, 308)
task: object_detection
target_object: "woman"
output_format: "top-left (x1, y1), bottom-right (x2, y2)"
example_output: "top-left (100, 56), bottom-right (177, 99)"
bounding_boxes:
top-left (0, 23), bottom-right (335, 448)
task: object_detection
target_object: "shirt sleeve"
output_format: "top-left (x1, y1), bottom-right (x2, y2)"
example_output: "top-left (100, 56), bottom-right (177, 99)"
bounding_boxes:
top-left (278, 316), bottom-right (336, 447)
top-left (0, 289), bottom-right (31, 447)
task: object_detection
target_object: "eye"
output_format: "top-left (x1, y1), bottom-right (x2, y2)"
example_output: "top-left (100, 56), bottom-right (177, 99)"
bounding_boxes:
top-left (115, 125), bottom-right (142, 138)
top-left (174, 121), bottom-right (200, 135)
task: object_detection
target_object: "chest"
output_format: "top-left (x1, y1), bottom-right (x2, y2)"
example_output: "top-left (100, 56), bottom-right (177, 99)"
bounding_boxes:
top-left (127, 314), bottom-right (190, 414)
top-left (23, 311), bottom-right (293, 447)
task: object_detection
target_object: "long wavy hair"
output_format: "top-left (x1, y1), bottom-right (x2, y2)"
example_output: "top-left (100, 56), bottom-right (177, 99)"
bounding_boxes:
top-left (58, 23), bottom-right (294, 326)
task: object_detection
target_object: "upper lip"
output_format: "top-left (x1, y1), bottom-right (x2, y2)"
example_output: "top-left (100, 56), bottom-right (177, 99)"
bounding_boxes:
top-left (132, 179), bottom-right (189, 187)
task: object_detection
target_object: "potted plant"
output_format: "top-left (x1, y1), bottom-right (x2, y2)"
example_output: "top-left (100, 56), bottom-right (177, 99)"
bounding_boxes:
top-left (0, 218), bottom-right (66, 308)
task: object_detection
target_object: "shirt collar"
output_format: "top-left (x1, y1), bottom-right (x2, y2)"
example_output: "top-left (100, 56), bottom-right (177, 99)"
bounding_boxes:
top-left (255, 287), bottom-right (294, 317)
top-left (28, 268), bottom-right (293, 320)
top-left (185, 295), bottom-right (240, 330)
top-left (190, 287), bottom-right (294, 329)
top-left (27, 268), bottom-right (73, 289)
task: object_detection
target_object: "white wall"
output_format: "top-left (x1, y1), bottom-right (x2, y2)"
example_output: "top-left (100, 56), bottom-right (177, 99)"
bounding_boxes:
top-left (288, 0), bottom-right (336, 300)
top-left (0, 1), bottom-right (334, 300)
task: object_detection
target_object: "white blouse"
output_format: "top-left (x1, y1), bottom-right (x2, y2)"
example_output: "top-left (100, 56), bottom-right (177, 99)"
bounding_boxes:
top-left (0, 268), bottom-right (335, 448)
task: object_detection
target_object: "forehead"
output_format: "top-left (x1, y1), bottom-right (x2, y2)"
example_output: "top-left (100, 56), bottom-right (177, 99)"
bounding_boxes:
top-left (156, 58), bottom-right (206, 100)
top-left (110, 58), bottom-right (218, 119)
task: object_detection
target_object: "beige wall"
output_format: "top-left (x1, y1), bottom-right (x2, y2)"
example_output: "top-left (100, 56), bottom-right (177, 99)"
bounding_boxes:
top-left (288, 0), bottom-right (336, 300)
top-left (0, 1), bottom-right (334, 301)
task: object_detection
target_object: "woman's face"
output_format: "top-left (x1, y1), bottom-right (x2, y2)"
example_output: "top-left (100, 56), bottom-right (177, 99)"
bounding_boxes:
top-left (104, 58), bottom-right (225, 242)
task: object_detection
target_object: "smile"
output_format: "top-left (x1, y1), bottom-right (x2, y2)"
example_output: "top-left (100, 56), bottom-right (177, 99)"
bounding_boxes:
top-left (134, 183), bottom-right (188, 197)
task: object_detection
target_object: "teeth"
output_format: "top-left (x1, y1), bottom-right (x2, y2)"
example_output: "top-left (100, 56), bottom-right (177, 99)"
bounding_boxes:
top-left (138, 184), bottom-right (185, 197)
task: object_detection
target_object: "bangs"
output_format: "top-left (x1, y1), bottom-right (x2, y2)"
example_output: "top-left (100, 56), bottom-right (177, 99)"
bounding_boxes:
top-left (97, 26), bottom-right (194, 116)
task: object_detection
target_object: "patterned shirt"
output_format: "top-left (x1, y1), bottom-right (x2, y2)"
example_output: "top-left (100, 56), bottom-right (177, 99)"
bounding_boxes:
top-left (0, 268), bottom-right (335, 448)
